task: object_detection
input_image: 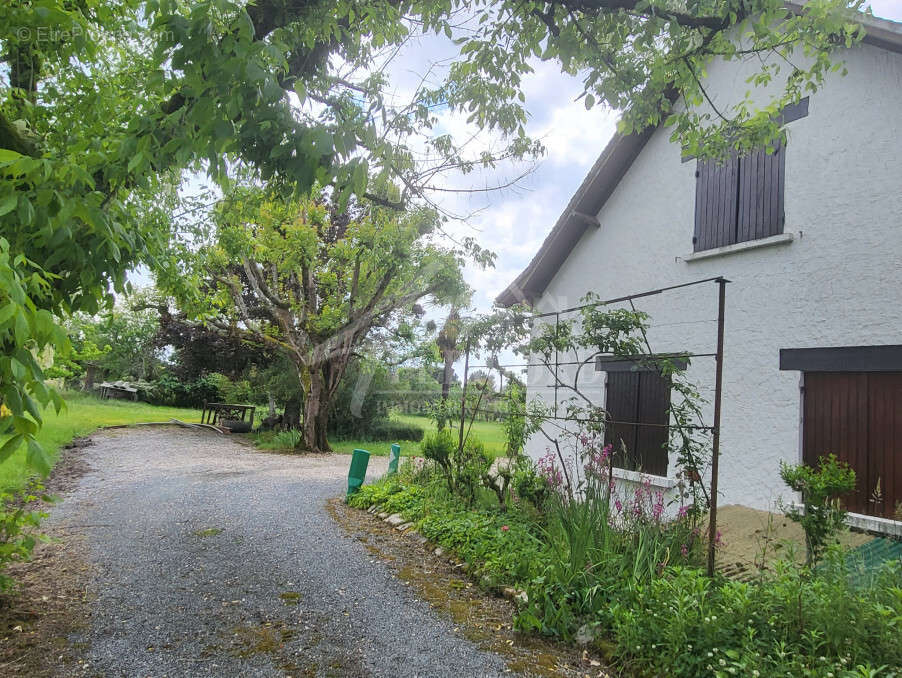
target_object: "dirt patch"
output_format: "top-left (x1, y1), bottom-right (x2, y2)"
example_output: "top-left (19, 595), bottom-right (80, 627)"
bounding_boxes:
top-left (0, 439), bottom-right (95, 676)
top-left (329, 499), bottom-right (613, 678)
top-left (715, 504), bottom-right (871, 578)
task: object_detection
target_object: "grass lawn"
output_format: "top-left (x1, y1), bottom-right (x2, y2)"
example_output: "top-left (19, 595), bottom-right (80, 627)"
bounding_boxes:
top-left (256, 414), bottom-right (507, 458)
top-left (0, 392), bottom-right (199, 493)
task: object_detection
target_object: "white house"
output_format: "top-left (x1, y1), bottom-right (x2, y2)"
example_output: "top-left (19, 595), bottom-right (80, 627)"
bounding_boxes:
top-left (497, 12), bottom-right (902, 534)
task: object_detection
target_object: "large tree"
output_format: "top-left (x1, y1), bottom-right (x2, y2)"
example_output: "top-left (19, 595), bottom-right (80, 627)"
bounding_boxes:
top-left (184, 189), bottom-right (471, 452)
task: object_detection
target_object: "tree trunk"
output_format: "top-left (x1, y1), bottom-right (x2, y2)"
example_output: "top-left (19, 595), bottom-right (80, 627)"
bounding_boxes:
top-left (439, 351), bottom-right (454, 430)
top-left (300, 364), bottom-right (327, 452)
top-left (295, 350), bottom-right (351, 453)
top-left (282, 396), bottom-right (301, 430)
top-left (83, 364), bottom-right (97, 391)
top-left (314, 403), bottom-right (332, 453)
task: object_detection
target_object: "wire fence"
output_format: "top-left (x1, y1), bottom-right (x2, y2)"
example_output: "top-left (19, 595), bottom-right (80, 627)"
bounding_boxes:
top-left (448, 276), bottom-right (730, 576)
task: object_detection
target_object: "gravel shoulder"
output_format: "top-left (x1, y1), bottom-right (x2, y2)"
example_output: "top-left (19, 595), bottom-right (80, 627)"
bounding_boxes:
top-left (4, 427), bottom-right (519, 677)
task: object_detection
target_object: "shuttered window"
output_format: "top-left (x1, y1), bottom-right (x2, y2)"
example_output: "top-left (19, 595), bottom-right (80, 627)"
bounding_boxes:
top-left (603, 370), bottom-right (671, 477)
top-left (694, 142), bottom-right (785, 252)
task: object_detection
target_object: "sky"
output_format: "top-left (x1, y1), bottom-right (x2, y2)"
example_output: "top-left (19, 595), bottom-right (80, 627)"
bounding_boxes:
top-left (377, 0), bottom-right (902, 318)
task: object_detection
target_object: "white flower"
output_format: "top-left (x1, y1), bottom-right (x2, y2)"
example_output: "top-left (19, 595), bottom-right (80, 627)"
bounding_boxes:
top-left (719, 658), bottom-right (726, 666)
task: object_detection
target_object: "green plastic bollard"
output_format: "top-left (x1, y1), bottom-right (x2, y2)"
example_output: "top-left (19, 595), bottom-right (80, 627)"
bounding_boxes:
top-left (346, 448), bottom-right (370, 499)
top-left (387, 443), bottom-right (401, 475)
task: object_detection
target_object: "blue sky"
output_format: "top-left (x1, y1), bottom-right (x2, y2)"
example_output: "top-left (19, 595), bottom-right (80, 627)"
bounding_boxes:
top-left (381, 0), bottom-right (902, 317)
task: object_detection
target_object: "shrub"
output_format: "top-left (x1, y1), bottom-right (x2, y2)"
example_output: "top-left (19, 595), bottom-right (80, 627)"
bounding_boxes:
top-left (610, 552), bottom-right (902, 677)
top-left (511, 456), bottom-right (550, 512)
top-left (254, 429), bottom-right (303, 450)
top-left (0, 484), bottom-right (49, 591)
top-left (206, 373), bottom-right (257, 404)
top-left (421, 430), bottom-right (491, 504)
top-left (326, 361), bottom-right (393, 439)
top-left (780, 454), bottom-right (857, 565)
top-left (365, 420), bottom-right (425, 442)
top-left (351, 476), bottom-right (550, 587)
top-left (147, 373), bottom-right (222, 408)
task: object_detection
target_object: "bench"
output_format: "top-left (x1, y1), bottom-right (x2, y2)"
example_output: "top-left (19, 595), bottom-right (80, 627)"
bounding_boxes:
top-left (200, 402), bottom-right (256, 431)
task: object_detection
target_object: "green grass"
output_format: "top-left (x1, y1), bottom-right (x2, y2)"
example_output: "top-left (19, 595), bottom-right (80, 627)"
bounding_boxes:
top-left (0, 392), bottom-right (199, 493)
top-left (327, 414), bottom-right (506, 457)
top-left (254, 414), bottom-right (507, 458)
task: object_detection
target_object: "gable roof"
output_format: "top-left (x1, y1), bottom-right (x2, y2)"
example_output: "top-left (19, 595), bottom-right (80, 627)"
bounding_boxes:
top-left (496, 8), bottom-right (902, 307)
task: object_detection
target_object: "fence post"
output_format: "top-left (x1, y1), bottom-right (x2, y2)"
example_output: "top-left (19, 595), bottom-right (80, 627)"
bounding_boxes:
top-left (707, 277), bottom-right (729, 577)
top-left (458, 340), bottom-right (471, 453)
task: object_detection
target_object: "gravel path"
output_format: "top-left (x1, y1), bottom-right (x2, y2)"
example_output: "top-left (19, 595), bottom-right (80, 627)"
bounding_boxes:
top-left (52, 428), bottom-right (513, 677)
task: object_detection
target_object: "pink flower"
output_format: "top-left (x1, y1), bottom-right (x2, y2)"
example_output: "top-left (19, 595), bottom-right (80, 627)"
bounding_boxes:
top-left (676, 505), bottom-right (689, 520)
top-left (501, 525), bottom-right (509, 532)
top-left (614, 499), bottom-right (623, 513)
top-left (680, 543), bottom-right (689, 558)
top-left (652, 491), bottom-right (665, 520)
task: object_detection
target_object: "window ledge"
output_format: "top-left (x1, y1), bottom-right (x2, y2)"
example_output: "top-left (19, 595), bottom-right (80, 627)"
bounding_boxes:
top-left (680, 232), bottom-right (794, 262)
top-left (612, 467), bottom-right (678, 490)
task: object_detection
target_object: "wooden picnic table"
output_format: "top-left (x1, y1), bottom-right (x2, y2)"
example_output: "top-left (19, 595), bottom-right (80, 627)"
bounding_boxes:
top-left (200, 402), bottom-right (256, 428)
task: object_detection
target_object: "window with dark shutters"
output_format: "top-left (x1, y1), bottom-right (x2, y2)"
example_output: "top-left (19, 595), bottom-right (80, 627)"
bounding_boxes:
top-left (603, 369), bottom-right (671, 477)
top-left (694, 142), bottom-right (785, 252)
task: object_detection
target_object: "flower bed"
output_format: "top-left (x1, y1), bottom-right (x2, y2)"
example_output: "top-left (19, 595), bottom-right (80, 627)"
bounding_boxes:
top-left (350, 456), bottom-right (902, 678)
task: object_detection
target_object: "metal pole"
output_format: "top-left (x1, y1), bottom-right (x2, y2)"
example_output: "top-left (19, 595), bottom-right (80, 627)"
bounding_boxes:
top-left (553, 312), bottom-right (560, 418)
top-left (459, 340), bottom-right (471, 453)
top-left (707, 278), bottom-right (728, 577)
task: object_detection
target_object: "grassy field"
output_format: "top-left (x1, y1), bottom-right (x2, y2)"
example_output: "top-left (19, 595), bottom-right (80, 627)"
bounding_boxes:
top-left (0, 392), bottom-right (199, 493)
top-left (256, 414), bottom-right (507, 458)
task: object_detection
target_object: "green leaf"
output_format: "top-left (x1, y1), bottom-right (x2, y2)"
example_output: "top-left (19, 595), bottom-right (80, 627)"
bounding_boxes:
top-left (0, 194), bottom-right (17, 217)
top-left (0, 433), bottom-right (24, 463)
top-left (27, 438), bottom-right (52, 475)
top-left (0, 149), bottom-right (23, 165)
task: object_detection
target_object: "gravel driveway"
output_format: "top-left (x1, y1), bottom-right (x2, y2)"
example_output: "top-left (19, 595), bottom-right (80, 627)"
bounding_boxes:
top-left (52, 427), bottom-right (514, 677)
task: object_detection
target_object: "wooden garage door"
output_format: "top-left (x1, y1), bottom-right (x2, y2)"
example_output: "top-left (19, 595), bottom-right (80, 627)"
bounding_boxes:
top-left (803, 372), bottom-right (902, 519)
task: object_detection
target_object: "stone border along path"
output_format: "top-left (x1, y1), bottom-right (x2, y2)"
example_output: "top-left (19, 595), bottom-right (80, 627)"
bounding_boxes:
top-left (47, 427), bottom-right (521, 677)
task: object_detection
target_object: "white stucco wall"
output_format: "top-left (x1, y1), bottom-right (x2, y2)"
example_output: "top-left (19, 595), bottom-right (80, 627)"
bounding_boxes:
top-left (524, 42), bottom-right (902, 515)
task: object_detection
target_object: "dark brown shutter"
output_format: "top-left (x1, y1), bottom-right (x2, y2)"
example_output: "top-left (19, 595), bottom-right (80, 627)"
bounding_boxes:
top-left (636, 371), bottom-right (671, 477)
top-left (866, 374), bottom-right (902, 519)
top-left (737, 141), bottom-right (785, 243)
top-left (694, 156), bottom-right (738, 252)
top-left (802, 372), bottom-right (902, 519)
top-left (604, 370), bottom-right (670, 475)
top-left (604, 371), bottom-right (640, 469)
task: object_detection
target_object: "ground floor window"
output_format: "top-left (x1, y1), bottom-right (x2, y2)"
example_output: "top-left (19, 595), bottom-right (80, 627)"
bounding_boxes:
top-left (603, 369), bottom-right (671, 477)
